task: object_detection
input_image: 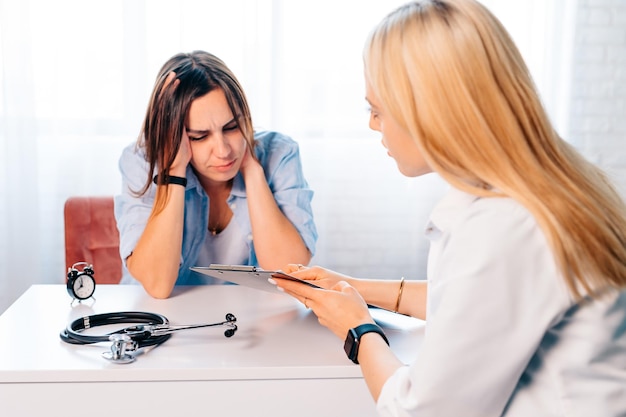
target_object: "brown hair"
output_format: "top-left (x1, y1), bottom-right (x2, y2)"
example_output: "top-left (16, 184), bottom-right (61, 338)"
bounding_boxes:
top-left (136, 50), bottom-right (254, 213)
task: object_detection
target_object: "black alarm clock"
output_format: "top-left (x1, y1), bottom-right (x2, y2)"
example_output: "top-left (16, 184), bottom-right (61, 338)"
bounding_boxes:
top-left (67, 262), bottom-right (96, 302)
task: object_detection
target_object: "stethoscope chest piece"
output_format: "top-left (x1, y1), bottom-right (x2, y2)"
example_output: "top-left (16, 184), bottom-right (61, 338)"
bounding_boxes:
top-left (102, 334), bottom-right (136, 364)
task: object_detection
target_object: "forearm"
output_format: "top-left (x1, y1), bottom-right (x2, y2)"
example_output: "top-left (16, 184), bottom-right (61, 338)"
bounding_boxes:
top-left (358, 333), bottom-right (405, 401)
top-left (348, 281), bottom-right (425, 401)
top-left (243, 164), bottom-right (311, 269)
top-left (127, 185), bottom-right (185, 298)
top-left (350, 279), bottom-right (428, 320)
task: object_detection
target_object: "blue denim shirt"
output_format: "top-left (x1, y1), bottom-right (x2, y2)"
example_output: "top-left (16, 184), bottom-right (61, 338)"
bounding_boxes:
top-left (114, 131), bottom-right (317, 285)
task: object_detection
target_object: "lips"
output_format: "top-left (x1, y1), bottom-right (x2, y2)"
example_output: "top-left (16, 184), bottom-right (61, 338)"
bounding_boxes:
top-left (212, 159), bottom-right (236, 172)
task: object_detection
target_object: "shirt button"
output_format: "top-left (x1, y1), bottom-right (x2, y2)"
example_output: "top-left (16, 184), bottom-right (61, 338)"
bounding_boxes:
top-left (230, 203), bottom-right (236, 209)
top-left (247, 234), bottom-right (253, 241)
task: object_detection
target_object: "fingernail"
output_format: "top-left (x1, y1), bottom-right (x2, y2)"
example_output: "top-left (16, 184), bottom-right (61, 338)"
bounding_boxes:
top-left (268, 278), bottom-right (277, 285)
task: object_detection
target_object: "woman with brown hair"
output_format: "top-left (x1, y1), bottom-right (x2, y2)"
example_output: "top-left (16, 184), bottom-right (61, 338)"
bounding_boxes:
top-left (115, 51), bottom-right (317, 299)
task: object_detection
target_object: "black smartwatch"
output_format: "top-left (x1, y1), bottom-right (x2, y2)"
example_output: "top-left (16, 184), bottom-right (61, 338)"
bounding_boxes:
top-left (153, 174), bottom-right (187, 187)
top-left (343, 323), bottom-right (389, 364)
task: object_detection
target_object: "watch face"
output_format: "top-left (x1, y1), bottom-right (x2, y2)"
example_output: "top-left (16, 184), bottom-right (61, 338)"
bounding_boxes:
top-left (72, 274), bottom-right (96, 300)
top-left (344, 328), bottom-right (359, 363)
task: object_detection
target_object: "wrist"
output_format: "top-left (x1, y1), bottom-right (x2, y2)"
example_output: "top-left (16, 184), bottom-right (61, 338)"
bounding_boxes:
top-left (343, 323), bottom-right (389, 364)
top-left (167, 165), bottom-right (187, 177)
top-left (153, 174), bottom-right (187, 187)
top-left (394, 277), bottom-right (406, 313)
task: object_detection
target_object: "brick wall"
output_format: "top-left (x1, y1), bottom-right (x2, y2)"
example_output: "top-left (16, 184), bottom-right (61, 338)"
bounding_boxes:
top-left (570, 0), bottom-right (626, 198)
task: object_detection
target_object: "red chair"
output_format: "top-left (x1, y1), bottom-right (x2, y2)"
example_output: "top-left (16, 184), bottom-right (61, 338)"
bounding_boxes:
top-left (64, 196), bottom-right (122, 284)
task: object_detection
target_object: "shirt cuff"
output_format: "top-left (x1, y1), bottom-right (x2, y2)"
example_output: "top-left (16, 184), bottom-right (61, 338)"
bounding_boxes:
top-left (376, 365), bottom-right (415, 417)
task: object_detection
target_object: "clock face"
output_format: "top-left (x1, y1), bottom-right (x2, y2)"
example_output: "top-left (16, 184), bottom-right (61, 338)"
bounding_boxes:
top-left (72, 274), bottom-right (95, 300)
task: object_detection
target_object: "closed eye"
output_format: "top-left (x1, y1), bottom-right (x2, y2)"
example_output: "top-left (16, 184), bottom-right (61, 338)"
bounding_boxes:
top-left (367, 106), bottom-right (379, 119)
top-left (187, 117), bottom-right (239, 140)
top-left (188, 133), bottom-right (207, 141)
top-left (223, 122), bottom-right (239, 132)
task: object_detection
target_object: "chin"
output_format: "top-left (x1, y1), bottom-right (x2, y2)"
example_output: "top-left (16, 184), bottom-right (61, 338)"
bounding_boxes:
top-left (398, 165), bottom-right (428, 178)
top-left (397, 164), bottom-right (416, 177)
top-left (212, 171), bottom-right (237, 182)
top-left (195, 169), bottom-right (235, 184)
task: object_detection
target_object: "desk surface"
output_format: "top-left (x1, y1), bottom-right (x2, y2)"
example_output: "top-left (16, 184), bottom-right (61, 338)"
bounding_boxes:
top-left (0, 284), bottom-right (424, 382)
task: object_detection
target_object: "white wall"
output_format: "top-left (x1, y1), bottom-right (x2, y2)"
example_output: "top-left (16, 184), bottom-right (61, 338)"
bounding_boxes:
top-left (301, 138), bottom-right (447, 280)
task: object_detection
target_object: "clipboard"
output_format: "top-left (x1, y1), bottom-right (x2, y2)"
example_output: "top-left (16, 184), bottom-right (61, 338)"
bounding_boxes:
top-left (190, 264), bottom-right (321, 294)
top-left (191, 264), bottom-right (407, 317)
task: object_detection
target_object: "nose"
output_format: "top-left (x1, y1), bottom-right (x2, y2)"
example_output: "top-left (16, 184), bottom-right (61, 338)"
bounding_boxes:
top-left (368, 113), bottom-right (380, 132)
top-left (213, 133), bottom-right (231, 158)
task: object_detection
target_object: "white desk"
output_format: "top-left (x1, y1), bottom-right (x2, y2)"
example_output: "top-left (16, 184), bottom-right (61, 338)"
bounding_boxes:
top-left (0, 284), bottom-right (424, 417)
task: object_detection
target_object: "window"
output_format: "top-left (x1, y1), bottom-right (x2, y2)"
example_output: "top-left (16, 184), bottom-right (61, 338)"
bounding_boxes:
top-left (0, 0), bottom-right (577, 312)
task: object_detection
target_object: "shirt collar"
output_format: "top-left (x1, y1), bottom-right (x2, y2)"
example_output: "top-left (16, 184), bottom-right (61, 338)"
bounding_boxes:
top-left (425, 186), bottom-right (481, 238)
top-left (230, 172), bottom-right (246, 197)
top-left (185, 166), bottom-right (202, 194)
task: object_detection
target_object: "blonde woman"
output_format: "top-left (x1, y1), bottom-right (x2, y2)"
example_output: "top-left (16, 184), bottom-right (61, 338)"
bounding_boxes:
top-left (271, 0), bottom-right (626, 415)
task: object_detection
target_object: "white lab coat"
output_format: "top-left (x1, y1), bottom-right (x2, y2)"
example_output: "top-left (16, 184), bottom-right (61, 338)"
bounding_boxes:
top-left (377, 187), bottom-right (626, 417)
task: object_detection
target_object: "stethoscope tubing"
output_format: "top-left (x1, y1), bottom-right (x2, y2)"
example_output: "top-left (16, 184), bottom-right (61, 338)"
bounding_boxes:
top-left (59, 311), bottom-right (238, 348)
top-left (60, 311), bottom-right (172, 348)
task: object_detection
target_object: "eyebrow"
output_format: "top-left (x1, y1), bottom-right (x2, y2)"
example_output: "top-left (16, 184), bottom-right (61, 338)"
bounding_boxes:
top-left (365, 97), bottom-right (377, 109)
top-left (186, 118), bottom-right (237, 135)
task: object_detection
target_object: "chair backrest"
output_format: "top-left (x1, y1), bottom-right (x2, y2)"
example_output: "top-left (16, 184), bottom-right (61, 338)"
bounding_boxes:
top-left (64, 196), bottom-right (122, 284)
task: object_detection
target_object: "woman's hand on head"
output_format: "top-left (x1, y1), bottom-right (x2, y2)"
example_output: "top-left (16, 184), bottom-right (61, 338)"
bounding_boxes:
top-left (239, 139), bottom-right (261, 178)
top-left (157, 71), bottom-right (191, 177)
top-left (169, 128), bottom-right (192, 176)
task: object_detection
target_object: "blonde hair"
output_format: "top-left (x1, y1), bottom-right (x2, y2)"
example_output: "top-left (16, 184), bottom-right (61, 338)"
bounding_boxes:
top-left (364, 0), bottom-right (626, 298)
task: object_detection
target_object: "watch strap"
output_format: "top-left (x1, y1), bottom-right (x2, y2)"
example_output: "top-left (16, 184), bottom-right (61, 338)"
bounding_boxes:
top-left (153, 174), bottom-right (187, 187)
top-left (344, 323), bottom-right (389, 364)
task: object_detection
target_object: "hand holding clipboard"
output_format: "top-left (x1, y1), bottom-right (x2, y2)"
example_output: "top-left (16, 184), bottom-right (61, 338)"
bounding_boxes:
top-left (190, 264), bottom-right (321, 294)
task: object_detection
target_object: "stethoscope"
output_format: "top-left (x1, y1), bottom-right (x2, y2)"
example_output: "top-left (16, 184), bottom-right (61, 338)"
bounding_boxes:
top-left (60, 311), bottom-right (238, 364)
